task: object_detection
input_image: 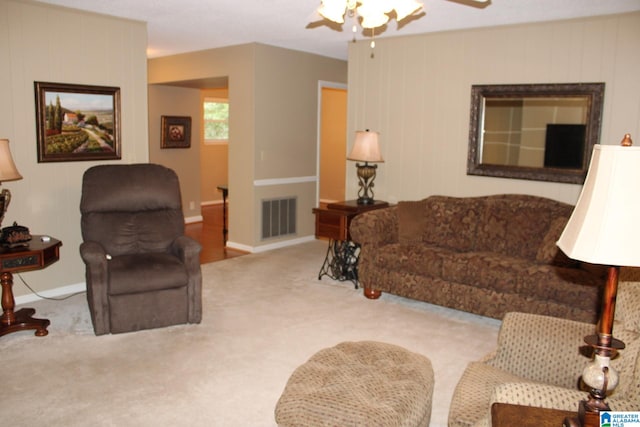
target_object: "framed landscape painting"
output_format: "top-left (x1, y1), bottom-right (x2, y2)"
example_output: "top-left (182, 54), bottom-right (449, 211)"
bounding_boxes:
top-left (34, 81), bottom-right (121, 162)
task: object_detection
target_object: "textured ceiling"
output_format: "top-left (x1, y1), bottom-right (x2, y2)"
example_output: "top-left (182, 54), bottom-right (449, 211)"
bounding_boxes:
top-left (34, 0), bottom-right (640, 60)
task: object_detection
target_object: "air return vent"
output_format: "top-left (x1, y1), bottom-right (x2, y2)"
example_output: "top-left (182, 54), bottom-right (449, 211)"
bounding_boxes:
top-left (262, 197), bottom-right (297, 239)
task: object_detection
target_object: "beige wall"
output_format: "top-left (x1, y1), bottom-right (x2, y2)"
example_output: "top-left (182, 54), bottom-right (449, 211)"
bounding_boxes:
top-left (149, 44), bottom-right (257, 248)
top-left (252, 45), bottom-right (347, 248)
top-left (148, 44), bottom-right (348, 251)
top-left (1, 0), bottom-right (149, 299)
top-left (148, 85), bottom-right (201, 220)
top-left (347, 12), bottom-right (640, 206)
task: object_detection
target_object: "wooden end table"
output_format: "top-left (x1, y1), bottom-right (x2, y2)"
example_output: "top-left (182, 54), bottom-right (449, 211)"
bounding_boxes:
top-left (491, 403), bottom-right (577, 427)
top-left (0, 236), bottom-right (62, 338)
top-left (312, 200), bottom-right (388, 288)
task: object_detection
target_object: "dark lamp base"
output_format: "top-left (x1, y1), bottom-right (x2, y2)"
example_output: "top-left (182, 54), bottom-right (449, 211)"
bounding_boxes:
top-left (357, 197), bottom-right (374, 205)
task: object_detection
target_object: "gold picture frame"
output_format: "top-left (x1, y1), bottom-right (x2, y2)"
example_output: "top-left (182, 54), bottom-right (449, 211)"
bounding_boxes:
top-left (35, 81), bottom-right (121, 162)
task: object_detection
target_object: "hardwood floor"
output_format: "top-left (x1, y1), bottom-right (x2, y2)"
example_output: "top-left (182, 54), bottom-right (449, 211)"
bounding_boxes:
top-left (185, 204), bottom-right (248, 264)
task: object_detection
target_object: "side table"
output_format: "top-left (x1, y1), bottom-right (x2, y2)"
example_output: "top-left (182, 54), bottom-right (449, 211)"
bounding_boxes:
top-left (0, 235), bottom-right (62, 338)
top-left (312, 200), bottom-right (388, 288)
top-left (491, 403), bottom-right (577, 427)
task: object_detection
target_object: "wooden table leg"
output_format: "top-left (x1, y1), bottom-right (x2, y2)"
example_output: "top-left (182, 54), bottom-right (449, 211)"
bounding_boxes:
top-left (0, 271), bottom-right (49, 337)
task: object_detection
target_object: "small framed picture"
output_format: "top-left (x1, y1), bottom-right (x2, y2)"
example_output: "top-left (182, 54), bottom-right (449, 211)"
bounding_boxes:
top-left (161, 116), bottom-right (191, 148)
top-left (34, 81), bottom-right (121, 162)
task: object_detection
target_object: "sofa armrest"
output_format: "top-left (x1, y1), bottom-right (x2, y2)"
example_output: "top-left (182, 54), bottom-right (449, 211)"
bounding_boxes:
top-left (465, 382), bottom-right (587, 427)
top-left (349, 206), bottom-right (399, 247)
top-left (485, 312), bottom-right (594, 388)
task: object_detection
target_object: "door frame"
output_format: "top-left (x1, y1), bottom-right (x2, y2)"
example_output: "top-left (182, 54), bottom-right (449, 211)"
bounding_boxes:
top-left (316, 80), bottom-right (348, 207)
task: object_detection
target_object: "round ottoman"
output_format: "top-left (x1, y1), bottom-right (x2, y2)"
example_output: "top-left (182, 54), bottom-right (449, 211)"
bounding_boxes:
top-left (274, 341), bottom-right (434, 427)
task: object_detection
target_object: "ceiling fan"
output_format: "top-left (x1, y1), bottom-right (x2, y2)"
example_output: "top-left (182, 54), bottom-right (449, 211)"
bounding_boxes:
top-left (446, 0), bottom-right (491, 8)
top-left (313, 0), bottom-right (491, 55)
top-left (315, 0), bottom-right (491, 28)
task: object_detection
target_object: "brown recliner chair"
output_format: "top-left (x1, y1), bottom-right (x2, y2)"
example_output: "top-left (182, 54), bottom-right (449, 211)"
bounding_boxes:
top-left (80, 163), bottom-right (202, 335)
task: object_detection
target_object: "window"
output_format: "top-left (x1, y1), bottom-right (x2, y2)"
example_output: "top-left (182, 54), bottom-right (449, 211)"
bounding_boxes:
top-left (203, 97), bottom-right (229, 143)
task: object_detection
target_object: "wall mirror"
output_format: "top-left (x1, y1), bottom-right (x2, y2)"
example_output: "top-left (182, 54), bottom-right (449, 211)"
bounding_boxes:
top-left (467, 82), bottom-right (605, 184)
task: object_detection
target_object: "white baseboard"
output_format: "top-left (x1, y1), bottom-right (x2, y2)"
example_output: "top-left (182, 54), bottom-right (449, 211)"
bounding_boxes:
top-left (201, 200), bottom-right (223, 206)
top-left (184, 215), bottom-right (204, 224)
top-left (226, 235), bottom-right (316, 254)
top-left (15, 282), bottom-right (86, 305)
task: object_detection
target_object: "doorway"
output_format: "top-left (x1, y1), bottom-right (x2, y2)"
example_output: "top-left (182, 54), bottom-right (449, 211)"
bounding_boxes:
top-left (318, 82), bottom-right (348, 206)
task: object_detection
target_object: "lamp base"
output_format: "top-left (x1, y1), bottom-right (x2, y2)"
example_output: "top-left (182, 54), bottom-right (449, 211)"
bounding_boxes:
top-left (355, 162), bottom-right (377, 205)
top-left (0, 188), bottom-right (10, 228)
top-left (563, 398), bottom-right (608, 427)
top-left (356, 196), bottom-right (374, 205)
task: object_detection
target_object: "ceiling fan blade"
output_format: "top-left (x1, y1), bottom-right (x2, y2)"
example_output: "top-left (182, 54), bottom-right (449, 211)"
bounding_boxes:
top-left (445, 0), bottom-right (491, 8)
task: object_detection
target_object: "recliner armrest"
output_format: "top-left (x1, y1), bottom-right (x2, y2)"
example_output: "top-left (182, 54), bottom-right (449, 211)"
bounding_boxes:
top-left (79, 240), bottom-right (110, 335)
top-left (170, 236), bottom-right (202, 263)
top-left (486, 312), bottom-right (594, 388)
top-left (80, 240), bottom-right (108, 266)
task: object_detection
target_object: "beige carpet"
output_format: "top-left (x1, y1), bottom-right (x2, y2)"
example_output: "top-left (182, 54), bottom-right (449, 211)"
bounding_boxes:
top-left (1, 240), bottom-right (500, 427)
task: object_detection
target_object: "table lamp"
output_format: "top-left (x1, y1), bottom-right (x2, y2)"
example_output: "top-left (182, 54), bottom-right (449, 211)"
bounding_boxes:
top-left (347, 129), bottom-right (384, 205)
top-left (557, 134), bottom-right (640, 427)
top-left (0, 139), bottom-right (23, 228)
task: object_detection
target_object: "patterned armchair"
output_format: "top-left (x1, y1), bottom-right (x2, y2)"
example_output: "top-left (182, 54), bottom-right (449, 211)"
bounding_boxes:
top-left (448, 276), bottom-right (640, 427)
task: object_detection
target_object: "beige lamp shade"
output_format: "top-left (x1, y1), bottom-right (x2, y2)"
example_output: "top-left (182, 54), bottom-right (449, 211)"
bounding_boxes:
top-left (557, 143), bottom-right (640, 267)
top-left (347, 130), bottom-right (384, 163)
top-left (0, 139), bottom-right (22, 182)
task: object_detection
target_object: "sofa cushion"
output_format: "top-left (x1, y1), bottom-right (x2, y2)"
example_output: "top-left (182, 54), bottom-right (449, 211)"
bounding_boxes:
top-left (442, 252), bottom-right (528, 295)
top-left (109, 253), bottom-right (189, 295)
top-left (517, 264), bottom-right (601, 310)
top-left (397, 200), bottom-right (427, 243)
top-left (422, 196), bottom-right (484, 252)
top-left (373, 243), bottom-right (444, 278)
top-left (475, 195), bottom-right (567, 260)
top-left (535, 217), bottom-right (578, 267)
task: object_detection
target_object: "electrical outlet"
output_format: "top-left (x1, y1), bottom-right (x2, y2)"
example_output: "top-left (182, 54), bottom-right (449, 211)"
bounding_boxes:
top-left (189, 201), bottom-right (195, 210)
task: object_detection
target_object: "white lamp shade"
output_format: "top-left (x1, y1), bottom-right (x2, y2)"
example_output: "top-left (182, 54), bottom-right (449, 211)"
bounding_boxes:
top-left (347, 130), bottom-right (384, 163)
top-left (0, 139), bottom-right (22, 182)
top-left (557, 144), bottom-right (640, 267)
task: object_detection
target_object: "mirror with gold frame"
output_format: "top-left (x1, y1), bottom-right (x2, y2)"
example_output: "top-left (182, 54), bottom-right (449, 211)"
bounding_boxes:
top-left (467, 82), bottom-right (605, 184)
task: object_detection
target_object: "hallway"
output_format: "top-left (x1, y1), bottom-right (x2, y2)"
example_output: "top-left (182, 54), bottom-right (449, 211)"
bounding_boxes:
top-left (185, 204), bottom-right (247, 264)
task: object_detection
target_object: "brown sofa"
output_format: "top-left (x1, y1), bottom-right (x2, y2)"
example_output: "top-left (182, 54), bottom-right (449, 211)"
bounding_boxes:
top-left (349, 194), bottom-right (605, 323)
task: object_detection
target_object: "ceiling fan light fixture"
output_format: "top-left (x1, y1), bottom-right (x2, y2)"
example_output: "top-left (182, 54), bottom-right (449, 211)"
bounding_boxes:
top-left (358, 5), bottom-right (391, 29)
top-left (318, 0), bottom-right (348, 23)
top-left (316, 0), bottom-right (424, 56)
top-left (394, 0), bottom-right (424, 21)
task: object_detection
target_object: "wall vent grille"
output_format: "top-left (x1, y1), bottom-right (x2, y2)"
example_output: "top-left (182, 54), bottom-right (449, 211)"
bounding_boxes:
top-left (261, 197), bottom-right (297, 239)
